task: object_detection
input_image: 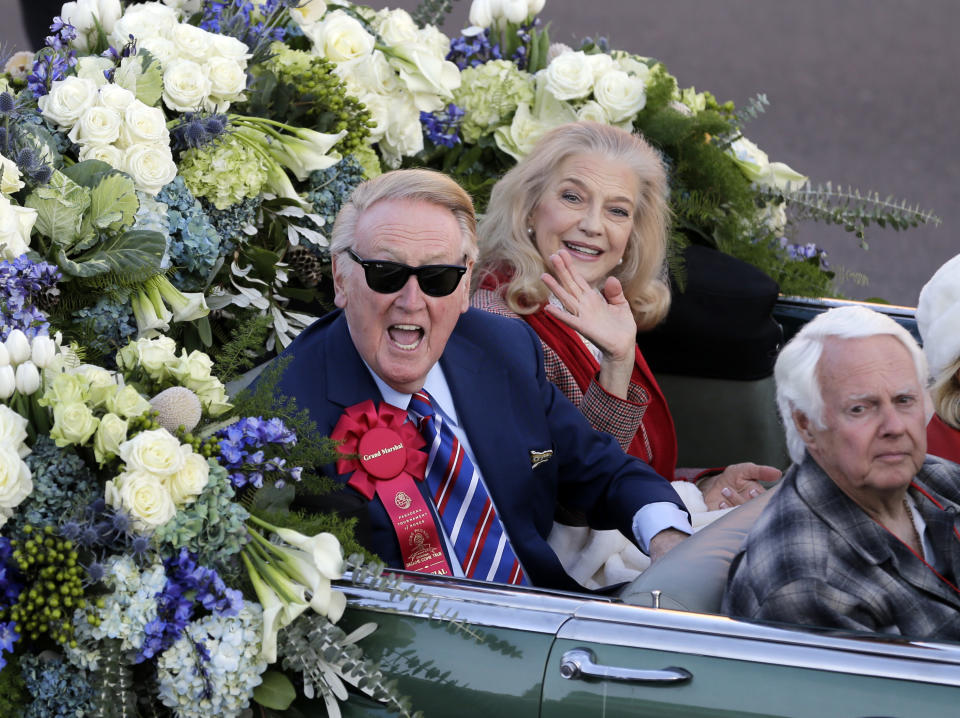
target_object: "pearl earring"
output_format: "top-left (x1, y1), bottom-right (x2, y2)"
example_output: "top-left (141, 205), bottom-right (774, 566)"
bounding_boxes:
top-left (617, 258), bottom-right (623, 265)
top-left (526, 227), bottom-right (534, 236)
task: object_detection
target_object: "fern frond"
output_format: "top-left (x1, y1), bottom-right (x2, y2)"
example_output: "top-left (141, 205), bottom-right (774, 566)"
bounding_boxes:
top-left (213, 313), bottom-right (274, 383)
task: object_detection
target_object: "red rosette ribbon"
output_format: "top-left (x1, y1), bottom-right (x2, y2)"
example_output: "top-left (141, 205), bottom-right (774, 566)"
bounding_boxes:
top-left (330, 400), bottom-right (428, 499)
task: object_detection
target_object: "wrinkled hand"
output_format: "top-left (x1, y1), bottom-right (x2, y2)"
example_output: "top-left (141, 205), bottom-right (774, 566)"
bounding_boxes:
top-left (698, 462), bottom-right (782, 511)
top-left (648, 528), bottom-right (688, 564)
top-left (540, 250), bottom-right (637, 363)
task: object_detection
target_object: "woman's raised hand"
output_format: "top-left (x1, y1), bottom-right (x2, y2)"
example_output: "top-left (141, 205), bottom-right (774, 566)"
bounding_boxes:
top-left (541, 250), bottom-right (637, 398)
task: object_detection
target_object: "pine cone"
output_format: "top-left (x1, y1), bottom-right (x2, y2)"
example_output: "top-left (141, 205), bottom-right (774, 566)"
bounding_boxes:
top-left (286, 245), bottom-right (323, 287)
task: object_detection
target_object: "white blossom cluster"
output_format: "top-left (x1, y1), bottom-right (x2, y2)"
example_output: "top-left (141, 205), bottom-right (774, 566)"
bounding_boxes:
top-left (0, 404), bottom-right (31, 530)
top-left (0, 154), bottom-right (36, 260)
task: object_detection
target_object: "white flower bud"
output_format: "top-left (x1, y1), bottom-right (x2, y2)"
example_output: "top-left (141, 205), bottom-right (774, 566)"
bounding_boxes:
top-left (30, 335), bottom-right (57, 369)
top-left (0, 366), bottom-right (15, 400)
top-left (15, 361), bottom-right (40, 395)
top-left (4, 330), bottom-right (30, 365)
top-left (0, 344), bottom-right (8, 367)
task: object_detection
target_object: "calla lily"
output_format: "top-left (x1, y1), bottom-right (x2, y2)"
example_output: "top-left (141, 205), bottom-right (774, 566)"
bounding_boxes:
top-left (14, 361), bottom-right (40, 395)
top-left (273, 527), bottom-right (344, 580)
top-left (4, 329), bottom-right (30, 365)
top-left (270, 128), bottom-right (346, 182)
top-left (243, 552), bottom-right (284, 663)
top-left (151, 275), bottom-right (209, 323)
top-left (131, 289), bottom-right (171, 337)
top-left (30, 335), bottom-right (57, 369)
top-left (0, 366), bottom-right (14, 400)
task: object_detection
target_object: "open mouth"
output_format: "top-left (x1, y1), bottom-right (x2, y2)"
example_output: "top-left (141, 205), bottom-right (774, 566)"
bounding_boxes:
top-left (563, 241), bottom-right (601, 257)
top-left (388, 324), bottom-right (424, 350)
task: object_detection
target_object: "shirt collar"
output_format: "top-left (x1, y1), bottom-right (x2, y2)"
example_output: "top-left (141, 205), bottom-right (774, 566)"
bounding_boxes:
top-left (364, 361), bottom-right (460, 427)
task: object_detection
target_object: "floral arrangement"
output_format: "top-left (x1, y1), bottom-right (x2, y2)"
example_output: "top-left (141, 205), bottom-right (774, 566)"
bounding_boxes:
top-left (0, 0), bottom-right (942, 715)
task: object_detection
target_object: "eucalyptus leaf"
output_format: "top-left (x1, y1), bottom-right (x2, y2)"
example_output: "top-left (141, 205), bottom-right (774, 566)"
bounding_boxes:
top-left (253, 671), bottom-right (297, 710)
top-left (251, 481), bottom-right (296, 513)
top-left (24, 169), bottom-right (91, 249)
top-left (56, 229), bottom-right (165, 278)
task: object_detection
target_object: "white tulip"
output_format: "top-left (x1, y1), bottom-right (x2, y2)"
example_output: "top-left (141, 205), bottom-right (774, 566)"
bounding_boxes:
top-left (4, 329), bottom-right (30, 365)
top-left (0, 344), bottom-right (8, 367)
top-left (15, 361), bottom-right (40, 395)
top-left (469, 0), bottom-right (499, 28)
top-left (500, 0), bottom-right (529, 23)
top-left (30, 335), bottom-right (57, 369)
top-left (0, 366), bottom-right (14, 400)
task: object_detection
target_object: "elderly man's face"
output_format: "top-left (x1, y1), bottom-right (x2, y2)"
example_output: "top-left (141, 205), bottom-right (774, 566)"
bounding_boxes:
top-left (795, 335), bottom-right (927, 501)
top-left (332, 198), bottom-right (473, 394)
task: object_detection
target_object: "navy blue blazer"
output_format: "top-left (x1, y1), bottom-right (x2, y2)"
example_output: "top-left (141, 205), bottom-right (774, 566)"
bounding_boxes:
top-left (276, 307), bottom-right (685, 591)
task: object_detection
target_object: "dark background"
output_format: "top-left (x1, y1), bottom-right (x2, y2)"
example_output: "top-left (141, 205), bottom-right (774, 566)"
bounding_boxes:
top-left (6, 0), bottom-right (957, 306)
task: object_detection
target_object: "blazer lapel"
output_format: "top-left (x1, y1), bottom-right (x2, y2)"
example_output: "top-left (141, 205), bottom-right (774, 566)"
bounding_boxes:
top-left (323, 312), bottom-right (382, 411)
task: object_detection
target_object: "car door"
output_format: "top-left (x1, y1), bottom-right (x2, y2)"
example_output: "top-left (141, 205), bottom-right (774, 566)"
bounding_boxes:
top-left (541, 601), bottom-right (960, 718)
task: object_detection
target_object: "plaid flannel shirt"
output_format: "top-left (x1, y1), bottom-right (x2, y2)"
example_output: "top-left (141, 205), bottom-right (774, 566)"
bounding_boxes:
top-left (723, 454), bottom-right (960, 640)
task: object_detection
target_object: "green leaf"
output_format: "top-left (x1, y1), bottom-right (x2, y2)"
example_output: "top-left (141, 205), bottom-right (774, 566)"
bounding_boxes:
top-left (88, 173), bottom-right (138, 232)
top-left (56, 229), bottom-right (165, 278)
top-left (24, 170), bottom-right (91, 249)
top-left (115, 49), bottom-right (164, 106)
top-left (62, 159), bottom-right (117, 188)
top-left (251, 482), bottom-right (296, 513)
top-left (253, 671), bottom-right (297, 711)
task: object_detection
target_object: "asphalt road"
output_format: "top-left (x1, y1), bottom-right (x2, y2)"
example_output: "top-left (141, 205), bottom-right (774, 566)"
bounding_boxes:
top-left (6, 0), bottom-right (958, 305)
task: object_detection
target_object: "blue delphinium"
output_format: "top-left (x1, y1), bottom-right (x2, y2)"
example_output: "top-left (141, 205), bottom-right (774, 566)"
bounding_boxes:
top-left (421, 104), bottom-right (465, 148)
top-left (216, 416), bottom-right (301, 490)
top-left (0, 254), bottom-right (61, 341)
top-left (19, 653), bottom-right (94, 718)
top-left (779, 237), bottom-right (830, 269)
top-left (27, 18), bottom-right (79, 97)
top-left (0, 538), bottom-right (24, 671)
top-left (157, 177), bottom-right (223, 291)
top-left (138, 549), bottom-right (242, 663)
top-left (447, 28), bottom-right (502, 69)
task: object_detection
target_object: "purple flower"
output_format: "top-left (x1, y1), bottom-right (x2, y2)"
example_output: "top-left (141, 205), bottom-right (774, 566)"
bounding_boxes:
top-left (421, 104), bottom-right (465, 149)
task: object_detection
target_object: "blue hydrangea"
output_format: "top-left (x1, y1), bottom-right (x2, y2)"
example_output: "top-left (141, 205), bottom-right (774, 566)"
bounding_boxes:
top-left (202, 196), bottom-right (263, 256)
top-left (17, 436), bottom-right (99, 539)
top-left (305, 154), bottom-right (366, 258)
top-left (0, 254), bottom-right (61, 341)
top-left (71, 292), bottom-right (138, 359)
top-left (216, 416), bottom-right (301, 490)
top-left (157, 177), bottom-right (223, 291)
top-left (19, 652), bottom-right (94, 718)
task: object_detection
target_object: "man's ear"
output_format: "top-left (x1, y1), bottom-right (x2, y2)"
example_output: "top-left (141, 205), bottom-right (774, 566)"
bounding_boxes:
top-left (793, 410), bottom-right (817, 448)
top-left (459, 259), bottom-right (475, 314)
top-left (332, 252), bottom-right (347, 309)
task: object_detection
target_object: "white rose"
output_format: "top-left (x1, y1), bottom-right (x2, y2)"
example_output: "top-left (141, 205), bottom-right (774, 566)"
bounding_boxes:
top-left (74, 56), bottom-right (112, 87)
top-left (110, 2), bottom-right (179, 46)
top-left (169, 348), bottom-right (214, 387)
top-left (119, 101), bottom-right (169, 146)
top-left (121, 336), bottom-right (178, 378)
top-left (576, 100), bottom-right (609, 124)
top-left (306, 10), bottom-right (375, 64)
top-left (73, 363), bottom-right (117, 407)
top-left (586, 53), bottom-right (616, 81)
top-left (125, 143), bottom-right (178, 196)
top-left (358, 91), bottom-right (389, 143)
top-left (97, 83), bottom-right (136, 112)
top-left (106, 470), bottom-right (176, 530)
top-left (0, 195), bottom-right (37, 260)
top-left (390, 49), bottom-right (460, 111)
top-left (0, 444), bottom-right (31, 511)
top-left (593, 69), bottom-right (646, 122)
top-left (544, 51), bottom-right (595, 101)
top-left (205, 56), bottom-right (247, 101)
top-left (417, 26), bottom-right (454, 59)
top-left (170, 22), bottom-right (214, 63)
top-left (162, 58), bottom-right (211, 112)
top-left (341, 50), bottom-right (400, 96)
top-left (37, 76), bottom-right (99, 129)
top-left (380, 98), bottom-right (424, 167)
top-left (208, 33), bottom-right (250, 63)
top-left (139, 37), bottom-right (177, 67)
top-left (68, 106), bottom-right (122, 146)
top-left (106, 384), bottom-right (153, 419)
top-left (289, 0), bottom-right (327, 27)
top-left (78, 143), bottom-right (124, 168)
top-left (161, 0), bottom-right (204, 13)
top-left (165, 452), bottom-right (209, 506)
top-left (118, 428), bottom-right (188, 477)
top-left (375, 9), bottom-right (419, 46)
top-left (0, 405), bottom-right (29, 456)
top-left (50, 402), bottom-right (100, 447)
top-left (93, 412), bottom-right (128, 465)
top-left (0, 154), bottom-right (23, 195)
top-left (494, 102), bottom-right (551, 161)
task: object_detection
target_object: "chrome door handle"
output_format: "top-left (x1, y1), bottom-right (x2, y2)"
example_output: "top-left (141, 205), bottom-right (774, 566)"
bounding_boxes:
top-left (559, 647), bottom-right (692, 684)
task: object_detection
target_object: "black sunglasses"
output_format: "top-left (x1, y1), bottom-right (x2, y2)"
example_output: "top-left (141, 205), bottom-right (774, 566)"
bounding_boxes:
top-left (346, 249), bottom-right (468, 297)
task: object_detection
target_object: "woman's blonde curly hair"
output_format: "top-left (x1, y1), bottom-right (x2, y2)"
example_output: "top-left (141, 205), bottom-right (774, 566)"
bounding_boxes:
top-left (474, 121), bottom-right (671, 330)
top-left (931, 357), bottom-right (960, 430)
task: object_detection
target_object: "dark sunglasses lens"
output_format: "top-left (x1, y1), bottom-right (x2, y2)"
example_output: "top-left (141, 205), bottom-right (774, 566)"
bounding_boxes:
top-left (364, 263), bottom-right (409, 293)
top-left (417, 266), bottom-right (464, 297)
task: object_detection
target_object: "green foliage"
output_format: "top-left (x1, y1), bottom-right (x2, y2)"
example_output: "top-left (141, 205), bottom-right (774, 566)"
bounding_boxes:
top-left (89, 638), bottom-right (138, 718)
top-left (411, 0), bottom-right (458, 28)
top-left (0, 656), bottom-right (28, 717)
top-left (56, 229), bottom-right (166, 279)
top-left (254, 670), bottom-right (297, 710)
top-left (733, 93), bottom-right (770, 126)
top-left (24, 169), bottom-right (90, 250)
top-left (214, 313), bottom-right (275, 383)
top-left (763, 182), bottom-right (941, 246)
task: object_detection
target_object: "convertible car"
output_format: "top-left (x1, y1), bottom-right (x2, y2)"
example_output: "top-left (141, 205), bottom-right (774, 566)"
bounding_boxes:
top-left (330, 295), bottom-right (960, 718)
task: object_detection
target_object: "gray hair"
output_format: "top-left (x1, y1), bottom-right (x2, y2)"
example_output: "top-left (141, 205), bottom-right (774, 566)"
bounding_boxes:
top-left (330, 169), bottom-right (478, 274)
top-left (775, 305), bottom-right (931, 464)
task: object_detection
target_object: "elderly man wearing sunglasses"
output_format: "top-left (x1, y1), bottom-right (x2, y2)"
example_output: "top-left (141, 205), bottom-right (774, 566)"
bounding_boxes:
top-left (275, 169), bottom-right (691, 592)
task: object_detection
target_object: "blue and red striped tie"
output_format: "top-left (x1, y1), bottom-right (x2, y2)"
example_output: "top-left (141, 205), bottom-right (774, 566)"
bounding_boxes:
top-left (409, 390), bottom-right (526, 585)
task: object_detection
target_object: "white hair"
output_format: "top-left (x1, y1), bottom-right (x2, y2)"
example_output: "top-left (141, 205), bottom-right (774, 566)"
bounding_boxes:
top-left (775, 305), bottom-right (931, 464)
